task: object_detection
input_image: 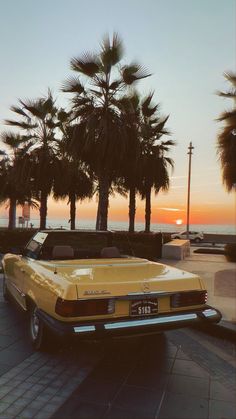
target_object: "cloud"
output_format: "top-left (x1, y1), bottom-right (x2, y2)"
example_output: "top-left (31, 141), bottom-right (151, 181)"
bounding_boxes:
top-left (159, 207), bottom-right (184, 212)
top-left (170, 175), bottom-right (187, 180)
top-left (170, 185), bottom-right (185, 189)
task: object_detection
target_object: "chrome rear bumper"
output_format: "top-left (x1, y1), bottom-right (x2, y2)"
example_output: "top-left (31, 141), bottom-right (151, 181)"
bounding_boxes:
top-left (38, 306), bottom-right (222, 338)
top-left (73, 308), bottom-right (221, 334)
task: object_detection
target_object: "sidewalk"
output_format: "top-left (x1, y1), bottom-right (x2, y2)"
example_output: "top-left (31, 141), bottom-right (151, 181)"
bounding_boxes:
top-left (159, 249), bottom-right (236, 333)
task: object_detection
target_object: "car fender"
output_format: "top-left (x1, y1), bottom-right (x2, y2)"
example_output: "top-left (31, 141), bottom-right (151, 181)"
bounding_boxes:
top-left (25, 289), bottom-right (38, 311)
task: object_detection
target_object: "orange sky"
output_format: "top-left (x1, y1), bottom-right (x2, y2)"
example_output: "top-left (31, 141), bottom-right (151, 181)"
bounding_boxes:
top-left (0, 192), bottom-right (235, 228)
top-left (24, 192), bottom-right (235, 227)
top-left (0, 168), bottom-right (235, 227)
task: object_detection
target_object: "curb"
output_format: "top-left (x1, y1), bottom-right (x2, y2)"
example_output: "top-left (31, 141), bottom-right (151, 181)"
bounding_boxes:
top-left (194, 320), bottom-right (236, 341)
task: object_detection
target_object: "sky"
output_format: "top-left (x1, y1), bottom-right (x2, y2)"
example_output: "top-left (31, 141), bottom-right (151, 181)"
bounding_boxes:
top-left (0, 0), bottom-right (235, 228)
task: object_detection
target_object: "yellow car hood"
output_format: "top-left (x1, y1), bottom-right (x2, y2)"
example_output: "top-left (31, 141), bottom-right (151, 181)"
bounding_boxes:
top-left (37, 257), bottom-right (204, 298)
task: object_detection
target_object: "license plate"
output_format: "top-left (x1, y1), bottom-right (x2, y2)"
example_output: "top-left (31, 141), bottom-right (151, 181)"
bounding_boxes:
top-left (130, 299), bottom-right (158, 316)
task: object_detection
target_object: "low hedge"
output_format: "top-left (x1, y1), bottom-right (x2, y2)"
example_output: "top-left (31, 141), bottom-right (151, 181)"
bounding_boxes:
top-left (0, 229), bottom-right (36, 254)
top-left (225, 243), bottom-right (236, 262)
top-left (0, 228), bottom-right (163, 260)
top-left (112, 231), bottom-right (162, 260)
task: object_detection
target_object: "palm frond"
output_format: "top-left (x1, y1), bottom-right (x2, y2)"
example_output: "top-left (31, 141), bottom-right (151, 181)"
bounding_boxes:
top-left (216, 108), bottom-right (236, 123)
top-left (216, 72), bottom-right (236, 99)
top-left (10, 105), bottom-right (28, 118)
top-left (100, 32), bottom-right (124, 70)
top-left (109, 80), bottom-right (122, 90)
top-left (61, 76), bottom-right (85, 94)
top-left (122, 63), bottom-right (151, 85)
top-left (217, 90), bottom-right (236, 99)
top-left (141, 93), bottom-right (154, 109)
top-left (42, 97), bottom-right (56, 116)
top-left (153, 116), bottom-right (170, 134)
top-left (141, 93), bottom-right (160, 118)
top-left (5, 120), bottom-right (38, 130)
top-left (71, 52), bottom-right (100, 77)
top-left (1, 132), bottom-right (27, 149)
top-left (160, 139), bottom-right (175, 147)
top-left (223, 71), bottom-right (236, 87)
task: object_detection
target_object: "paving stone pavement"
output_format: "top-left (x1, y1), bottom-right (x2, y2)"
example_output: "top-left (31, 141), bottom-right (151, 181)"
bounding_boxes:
top-left (52, 332), bottom-right (236, 419)
top-left (0, 276), bottom-right (105, 419)
top-left (0, 273), bottom-right (236, 419)
top-left (0, 347), bottom-right (103, 418)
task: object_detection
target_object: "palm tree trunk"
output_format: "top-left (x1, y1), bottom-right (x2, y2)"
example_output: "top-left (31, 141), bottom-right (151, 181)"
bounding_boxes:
top-left (95, 198), bottom-right (101, 230)
top-left (40, 190), bottom-right (48, 230)
top-left (8, 198), bottom-right (16, 229)
top-left (145, 187), bottom-right (151, 233)
top-left (129, 185), bottom-right (136, 233)
top-left (69, 192), bottom-right (76, 230)
top-left (98, 176), bottom-right (110, 231)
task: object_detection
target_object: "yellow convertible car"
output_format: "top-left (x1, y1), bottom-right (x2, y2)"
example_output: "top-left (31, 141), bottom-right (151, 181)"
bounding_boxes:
top-left (2, 230), bottom-right (221, 350)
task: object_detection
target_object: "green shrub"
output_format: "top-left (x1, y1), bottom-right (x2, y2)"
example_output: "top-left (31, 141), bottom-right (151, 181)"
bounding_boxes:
top-left (0, 229), bottom-right (163, 260)
top-left (112, 232), bottom-right (163, 260)
top-left (0, 229), bottom-right (36, 254)
top-left (162, 233), bottom-right (172, 244)
top-left (225, 243), bottom-right (236, 262)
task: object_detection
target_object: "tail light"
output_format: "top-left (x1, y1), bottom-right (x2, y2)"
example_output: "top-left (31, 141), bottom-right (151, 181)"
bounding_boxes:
top-left (171, 291), bottom-right (207, 308)
top-left (55, 297), bottom-right (115, 317)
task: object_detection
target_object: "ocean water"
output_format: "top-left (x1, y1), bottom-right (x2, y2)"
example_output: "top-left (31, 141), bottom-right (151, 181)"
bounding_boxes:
top-left (0, 217), bottom-right (235, 235)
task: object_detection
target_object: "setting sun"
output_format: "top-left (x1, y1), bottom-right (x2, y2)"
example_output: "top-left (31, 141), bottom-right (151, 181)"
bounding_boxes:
top-left (176, 219), bottom-right (183, 225)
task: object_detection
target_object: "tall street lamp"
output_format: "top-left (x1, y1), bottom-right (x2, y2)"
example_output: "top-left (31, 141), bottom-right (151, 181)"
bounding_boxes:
top-left (186, 142), bottom-right (194, 240)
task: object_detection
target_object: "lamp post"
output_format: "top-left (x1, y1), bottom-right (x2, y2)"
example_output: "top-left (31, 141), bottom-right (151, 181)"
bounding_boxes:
top-left (186, 142), bottom-right (194, 240)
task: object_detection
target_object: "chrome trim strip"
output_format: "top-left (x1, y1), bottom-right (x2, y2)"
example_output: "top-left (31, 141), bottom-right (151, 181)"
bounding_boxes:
top-left (72, 308), bottom-right (219, 334)
top-left (203, 308), bottom-right (218, 317)
top-left (104, 313), bottom-right (197, 330)
top-left (128, 291), bottom-right (174, 296)
top-left (42, 261), bottom-right (148, 268)
top-left (78, 290), bottom-right (206, 301)
top-left (123, 291), bottom-right (174, 299)
top-left (74, 325), bottom-right (96, 333)
top-left (11, 282), bottom-right (25, 298)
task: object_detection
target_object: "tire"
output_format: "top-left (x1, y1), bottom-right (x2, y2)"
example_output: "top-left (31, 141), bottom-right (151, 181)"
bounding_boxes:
top-left (195, 238), bottom-right (201, 243)
top-left (2, 274), bottom-right (10, 302)
top-left (29, 304), bottom-right (50, 351)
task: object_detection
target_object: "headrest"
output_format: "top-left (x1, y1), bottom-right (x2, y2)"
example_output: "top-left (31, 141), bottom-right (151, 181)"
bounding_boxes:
top-left (100, 246), bottom-right (121, 258)
top-left (52, 245), bottom-right (74, 259)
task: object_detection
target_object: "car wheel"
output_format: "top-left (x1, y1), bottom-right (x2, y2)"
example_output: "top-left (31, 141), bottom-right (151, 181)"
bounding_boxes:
top-left (2, 274), bottom-right (10, 301)
top-left (29, 304), bottom-right (49, 351)
top-left (195, 238), bottom-right (201, 243)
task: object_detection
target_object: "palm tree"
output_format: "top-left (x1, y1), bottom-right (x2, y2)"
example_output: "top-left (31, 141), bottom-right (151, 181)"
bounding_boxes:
top-left (0, 157), bottom-right (17, 229)
top-left (62, 33), bottom-right (150, 230)
top-left (216, 72), bottom-right (236, 192)
top-left (116, 92), bottom-right (141, 232)
top-left (0, 133), bottom-right (35, 229)
top-left (5, 90), bottom-right (59, 229)
top-left (139, 142), bottom-right (174, 232)
top-left (137, 94), bottom-right (174, 232)
top-left (53, 110), bottom-right (94, 230)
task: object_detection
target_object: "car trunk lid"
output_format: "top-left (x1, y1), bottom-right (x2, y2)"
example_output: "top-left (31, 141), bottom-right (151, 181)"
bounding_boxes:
top-left (37, 257), bottom-right (204, 298)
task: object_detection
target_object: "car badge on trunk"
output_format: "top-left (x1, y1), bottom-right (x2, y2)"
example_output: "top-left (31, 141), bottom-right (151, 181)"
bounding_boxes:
top-left (84, 290), bottom-right (111, 296)
top-left (142, 282), bottom-right (150, 293)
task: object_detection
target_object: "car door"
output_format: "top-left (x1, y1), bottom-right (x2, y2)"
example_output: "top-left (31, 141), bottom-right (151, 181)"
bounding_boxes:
top-left (14, 256), bottom-right (37, 310)
top-left (6, 255), bottom-right (27, 310)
